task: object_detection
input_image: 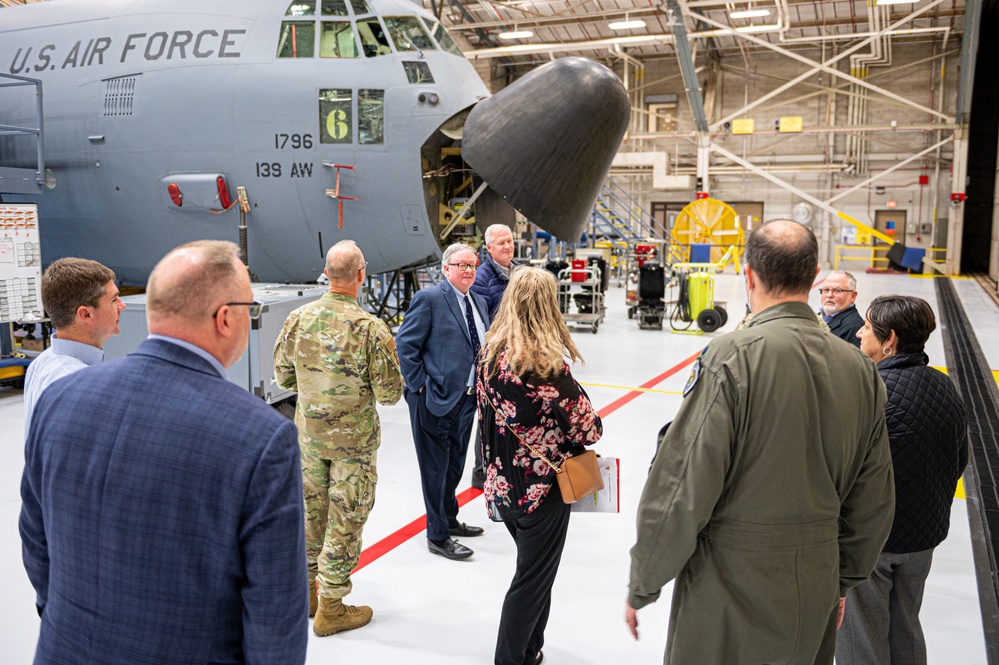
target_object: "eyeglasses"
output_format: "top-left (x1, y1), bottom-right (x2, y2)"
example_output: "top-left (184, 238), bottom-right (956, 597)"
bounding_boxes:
top-left (818, 288), bottom-right (854, 295)
top-left (447, 262), bottom-right (478, 272)
top-left (213, 301), bottom-right (262, 320)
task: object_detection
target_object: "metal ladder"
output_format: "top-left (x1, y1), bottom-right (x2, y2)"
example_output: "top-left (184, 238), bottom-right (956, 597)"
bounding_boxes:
top-left (0, 72), bottom-right (45, 196)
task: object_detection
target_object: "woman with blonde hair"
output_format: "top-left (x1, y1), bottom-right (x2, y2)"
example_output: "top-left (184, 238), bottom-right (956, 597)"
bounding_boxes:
top-left (477, 266), bottom-right (603, 665)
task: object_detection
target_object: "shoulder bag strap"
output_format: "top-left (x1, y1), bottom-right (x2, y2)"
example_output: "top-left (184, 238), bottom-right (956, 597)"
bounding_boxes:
top-left (482, 389), bottom-right (562, 475)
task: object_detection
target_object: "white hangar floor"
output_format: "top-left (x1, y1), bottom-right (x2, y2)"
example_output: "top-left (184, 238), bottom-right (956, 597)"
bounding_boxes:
top-left (0, 270), bottom-right (992, 664)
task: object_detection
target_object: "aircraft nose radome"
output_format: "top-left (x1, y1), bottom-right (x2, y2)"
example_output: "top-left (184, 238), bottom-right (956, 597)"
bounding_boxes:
top-left (462, 57), bottom-right (630, 243)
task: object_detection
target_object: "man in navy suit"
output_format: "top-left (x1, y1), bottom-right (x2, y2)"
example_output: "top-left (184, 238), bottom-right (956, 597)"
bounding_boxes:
top-left (397, 243), bottom-right (489, 560)
top-left (19, 240), bottom-right (307, 665)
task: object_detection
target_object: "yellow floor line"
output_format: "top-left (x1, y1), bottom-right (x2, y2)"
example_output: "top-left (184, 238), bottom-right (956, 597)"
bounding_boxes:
top-left (907, 274), bottom-right (971, 280)
top-left (583, 373), bottom-right (984, 500)
top-left (932, 367), bottom-right (999, 388)
top-left (578, 381), bottom-right (682, 396)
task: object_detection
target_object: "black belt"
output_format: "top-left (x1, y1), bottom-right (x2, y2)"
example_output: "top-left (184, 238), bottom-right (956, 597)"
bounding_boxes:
top-left (465, 386), bottom-right (475, 396)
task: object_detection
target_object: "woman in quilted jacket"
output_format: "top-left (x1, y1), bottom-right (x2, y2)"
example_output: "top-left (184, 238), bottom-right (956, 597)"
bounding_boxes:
top-left (837, 295), bottom-right (969, 665)
top-left (476, 266), bottom-right (603, 665)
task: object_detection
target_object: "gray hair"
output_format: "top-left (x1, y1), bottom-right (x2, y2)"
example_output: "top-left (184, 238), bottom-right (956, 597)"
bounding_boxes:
top-left (442, 243), bottom-right (476, 266)
top-left (825, 270), bottom-right (857, 291)
top-left (325, 240), bottom-right (365, 282)
top-left (484, 224), bottom-right (513, 246)
top-left (147, 240), bottom-right (244, 322)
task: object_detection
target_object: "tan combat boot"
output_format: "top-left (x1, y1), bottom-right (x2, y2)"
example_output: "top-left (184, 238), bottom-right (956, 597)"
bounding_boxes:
top-left (308, 574), bottom-right (318, 618)
top-left (313, 596), bottom-right (373, 636)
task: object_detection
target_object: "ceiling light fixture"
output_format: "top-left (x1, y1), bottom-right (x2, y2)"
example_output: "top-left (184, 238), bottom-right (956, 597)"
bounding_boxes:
top-left (729, 8), bottom-right (771, 19)
top-left (609, 14), bottom-right (647, 31)
top-left (498, 25), bottom-right (533, 40)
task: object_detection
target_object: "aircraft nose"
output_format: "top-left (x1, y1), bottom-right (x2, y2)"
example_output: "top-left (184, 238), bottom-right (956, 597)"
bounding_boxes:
top-left (461, 57), bottom-right (630, 243)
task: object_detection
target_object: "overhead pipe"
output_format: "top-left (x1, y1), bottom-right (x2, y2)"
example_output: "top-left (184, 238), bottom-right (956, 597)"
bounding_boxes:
top-left (779, 26), bottom-right (952, 44)
top-left (693, 0), bottom-right (952, 133)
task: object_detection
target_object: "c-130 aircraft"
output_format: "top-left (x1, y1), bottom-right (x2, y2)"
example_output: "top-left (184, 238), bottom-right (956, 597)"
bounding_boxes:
top-left (0, 0), bottom-right (629, 284)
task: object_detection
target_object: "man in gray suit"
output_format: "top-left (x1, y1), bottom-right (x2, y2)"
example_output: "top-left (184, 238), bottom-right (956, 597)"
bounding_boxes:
top-left (397, 243), bottom-right (490, 560)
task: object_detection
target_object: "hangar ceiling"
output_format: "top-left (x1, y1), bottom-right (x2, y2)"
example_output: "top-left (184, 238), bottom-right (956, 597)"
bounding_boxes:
top-left (430, 0), bottom-right (974, 275)
top-left (433, 0), bottom-right (966, 69)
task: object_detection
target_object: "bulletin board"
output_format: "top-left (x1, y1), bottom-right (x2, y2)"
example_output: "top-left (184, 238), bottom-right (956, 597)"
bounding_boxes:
top-left (0, 203), bottom-right (43, 322)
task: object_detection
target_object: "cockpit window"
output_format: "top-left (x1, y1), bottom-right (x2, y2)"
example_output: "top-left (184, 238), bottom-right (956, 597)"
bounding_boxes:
top-left (403, 61), bottom-right (434, 84)
top-left (320, 89), bottom-right (352, 144)
top-left (285, 1), bottom-right (316, 17)
top-left (349, 0), bottom-right (372, 15)
top-left (321, 0), bottom-right (349, 16)
top-left (423, 18), bottom-right (463, 56)
top-left (357, 18), bottom-right (393, 57)
top-left (383, 16), bottom-right (435, 52)
top-left (320, 21), bottom-right (360, 58)
top-left (277, 21), bottom-right (316, 58)
top-left (358, 89), bottom-right (385, 145)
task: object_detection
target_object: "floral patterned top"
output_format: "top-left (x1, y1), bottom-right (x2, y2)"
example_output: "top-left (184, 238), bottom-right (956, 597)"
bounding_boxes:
top-left (476, 347), bottom-right (603, 522)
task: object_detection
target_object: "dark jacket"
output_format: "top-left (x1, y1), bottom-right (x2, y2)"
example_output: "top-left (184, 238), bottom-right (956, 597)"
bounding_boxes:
top-left (878, 352), bottom-right (969, 553)
top-left (396, 280), bottom-right (490, 416)
top-left (469, 254), bottom-right (510, 317)
top-left (20, 339), bottom-right (307, 665)
top-left (824, 304), bottom-right (864, 346)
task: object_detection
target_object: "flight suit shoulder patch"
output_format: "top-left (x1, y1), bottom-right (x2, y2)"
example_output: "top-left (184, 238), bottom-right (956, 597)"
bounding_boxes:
top-left (683, 356), bottom-right (702, 397)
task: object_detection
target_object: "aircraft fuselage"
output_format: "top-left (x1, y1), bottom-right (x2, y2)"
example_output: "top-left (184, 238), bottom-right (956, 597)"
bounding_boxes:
top-left (0, 0), bottom-right (489, 283)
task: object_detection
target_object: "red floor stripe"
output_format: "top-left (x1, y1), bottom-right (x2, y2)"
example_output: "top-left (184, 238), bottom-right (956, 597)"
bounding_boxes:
top-left (353, 487), bottom-right (482, 573)
top-left (596, 348), bottom-right (703, 418)
top-left (352, 348), bottom-right (704, 573)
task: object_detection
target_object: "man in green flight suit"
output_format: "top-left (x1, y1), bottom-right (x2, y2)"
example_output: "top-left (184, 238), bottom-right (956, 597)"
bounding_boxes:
top-left (626, 220), bottom-right (894, 664)
top-left (274, 239), bottom-right (404, 636)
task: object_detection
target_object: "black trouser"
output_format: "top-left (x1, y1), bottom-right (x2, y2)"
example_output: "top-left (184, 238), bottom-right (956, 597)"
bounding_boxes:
top-left (472, 427), bottom-right (484, 481)
top-left (494, 489), bottom-right (572, 665)
top-left (406, 388), bottom-right (476, 542)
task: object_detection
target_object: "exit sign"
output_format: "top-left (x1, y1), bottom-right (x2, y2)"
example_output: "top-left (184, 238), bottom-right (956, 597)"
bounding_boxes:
top-left (887, 200), bottom-right (897, 208)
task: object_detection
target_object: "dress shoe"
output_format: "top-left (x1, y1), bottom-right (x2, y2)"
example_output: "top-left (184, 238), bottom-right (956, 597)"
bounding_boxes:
top-left (313, 596), bottom-right (372, 636)
top-left (449, 522), bottom-right (484, 537)
top-left (428, 538), bottom-right (474, 560)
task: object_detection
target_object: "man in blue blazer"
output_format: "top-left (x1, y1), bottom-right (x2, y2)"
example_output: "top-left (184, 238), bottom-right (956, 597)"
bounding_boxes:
top-left (19, 241), bottom-right (308, 665)
top-left (397, 243), bottom-right (490, 560)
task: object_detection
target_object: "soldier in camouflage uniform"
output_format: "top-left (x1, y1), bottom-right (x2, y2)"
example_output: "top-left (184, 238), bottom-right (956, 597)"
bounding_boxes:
top-left (273, 240), bottom-right (404, 636)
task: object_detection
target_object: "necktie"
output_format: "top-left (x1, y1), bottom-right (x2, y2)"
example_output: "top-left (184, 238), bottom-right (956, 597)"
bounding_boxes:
top-left (464, 295), bottom-right (481, 361)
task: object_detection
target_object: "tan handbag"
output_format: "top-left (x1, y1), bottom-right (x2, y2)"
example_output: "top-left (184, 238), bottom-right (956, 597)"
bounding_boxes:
top-left (485, 392), bottom-right (604, 504)
top-left (547, 449), bottom-right (604, 504)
